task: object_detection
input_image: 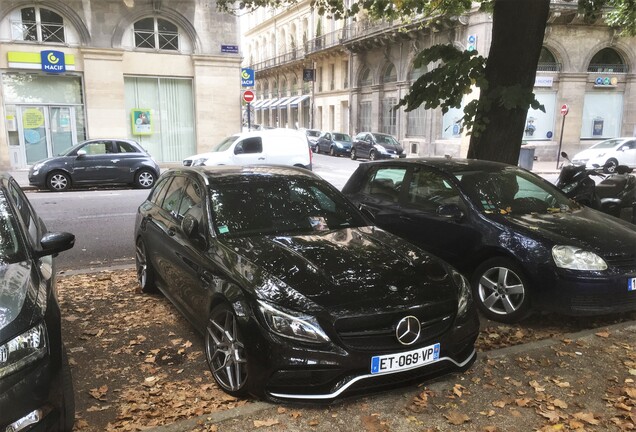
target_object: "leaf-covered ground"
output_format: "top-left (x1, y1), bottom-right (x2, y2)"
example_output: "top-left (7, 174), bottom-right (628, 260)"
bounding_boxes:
top-left (57, 269), bottom-right (636, 431)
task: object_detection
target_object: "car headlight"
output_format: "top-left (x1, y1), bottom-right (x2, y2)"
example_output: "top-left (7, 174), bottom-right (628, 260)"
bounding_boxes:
top-left (192, 158), bottom-right (208, 166)
top-left (31, 162), bottom-right (45, 171)
top-left (335, 143), bottom-right (343, 148)
top-left (552, 245), bottom-right (607, 270)
top-left (258, 301), bottom-right (330, 344)
top-left (0, 323), bottom-right (47, 379)
top-left (451, 270), bottom-right (473, 318)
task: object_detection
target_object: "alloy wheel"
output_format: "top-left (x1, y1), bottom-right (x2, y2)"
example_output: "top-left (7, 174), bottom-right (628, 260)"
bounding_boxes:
top-left (49, 173), bottom-right (70, 191)
top-left (137, 171), bottom-right (155, 188)
top-left (477, 266), bottom-right (526, 316)
top-left (206, 307), bottom-right (248, 393)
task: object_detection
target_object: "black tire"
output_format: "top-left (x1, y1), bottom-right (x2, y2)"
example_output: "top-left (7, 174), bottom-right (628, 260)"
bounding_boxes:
top-left (314, 144), bottom-right (320, 154)
top-left (47, 171), bottom-right (71, 192)
top-left (135, 169), bottom-right (156, 189)
top-left (58, 346), bottom-right (75, 431)
top-left (604, 158), bottom-right (618, 174)
top-left (350, 148), bottom-right (357, 160)
top-left (329, 147), bottom-right (336, 157)
top-left (205, 303), bottom-right (249, 397)
top-left (369, 150), bottom-right (377, 161)
top-left (471, 257), bottom-right (532, 323)
top-left (135, 238), bottom-right (158, 293)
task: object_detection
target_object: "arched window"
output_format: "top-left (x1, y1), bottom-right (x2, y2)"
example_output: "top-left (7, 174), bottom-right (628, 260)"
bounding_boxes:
top-left (537, 47), bottom-right (560, 72)
top-left (10, 6), bottom-right (65, 43)
top-left (410, 64), bottom-right (426, 81)
top-left (588, 48), bottom-right (626, 73)
top-left (359, 67), bottom-right (372, 86)
top-left (134, 17), bottom-right (179, 51)
top-left (383, 63), bottom-right (397, 83)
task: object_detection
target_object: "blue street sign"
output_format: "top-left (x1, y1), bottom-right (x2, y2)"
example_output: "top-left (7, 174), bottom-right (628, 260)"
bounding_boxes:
top-left (221, 45), bottom-right (239, 54)
top-left (241, 68), bottom-right (255, 87)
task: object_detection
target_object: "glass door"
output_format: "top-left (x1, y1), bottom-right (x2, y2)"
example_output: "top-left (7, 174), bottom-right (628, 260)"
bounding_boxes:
top-left (19, 106), bottom-right (50, 164)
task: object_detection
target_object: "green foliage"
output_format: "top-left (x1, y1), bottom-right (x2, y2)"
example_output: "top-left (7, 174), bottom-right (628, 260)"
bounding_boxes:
top-left (605, 0), bottom-right (636, 36)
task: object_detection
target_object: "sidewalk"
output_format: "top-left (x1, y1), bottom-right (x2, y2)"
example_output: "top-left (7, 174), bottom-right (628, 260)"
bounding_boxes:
top-left (149, 320), bottom-right (636, 432)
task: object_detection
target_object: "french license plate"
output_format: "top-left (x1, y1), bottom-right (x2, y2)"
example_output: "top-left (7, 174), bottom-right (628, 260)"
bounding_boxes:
top-left (629, 277), bottom-right (636, 292)
top-left (370, 343), bottom-right (440, 375)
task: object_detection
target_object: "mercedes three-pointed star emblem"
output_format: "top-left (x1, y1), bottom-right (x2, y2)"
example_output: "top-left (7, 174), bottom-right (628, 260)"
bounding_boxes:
top-left (395, 315), bottom-right (421, 345)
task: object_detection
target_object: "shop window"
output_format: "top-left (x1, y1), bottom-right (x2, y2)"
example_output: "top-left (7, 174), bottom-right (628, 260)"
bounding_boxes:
top-left (407, 105), bottom-right (426, 136)
top-left (587, 48), bottom-right (627, 73)
top-left (580, 92), bottom-right (623, 138)
top-left (383, 64), bottom-right (397, 83)
top-left (134, 17), bottom-right (179, 51)
top-left (11, 6), bottom-right (65, 43)
top-left (523, 92), bottom-right (557, 141)
top-left (410, 63), bottom-right (426, 81)
top-left (442, 106), bottom-right (465, 139)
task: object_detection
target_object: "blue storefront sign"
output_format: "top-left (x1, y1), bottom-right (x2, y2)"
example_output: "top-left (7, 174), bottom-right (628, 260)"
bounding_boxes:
top-left (41, 50), bottom-right (66, 73)
top-left (241, 68), bottom-right (255, 87)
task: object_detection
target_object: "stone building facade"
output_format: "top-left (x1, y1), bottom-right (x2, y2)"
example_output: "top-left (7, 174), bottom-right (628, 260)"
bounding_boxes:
top-left (0, 0), bottom-right (241, 170)
top-left (242, 1), bottom-right (636, 160)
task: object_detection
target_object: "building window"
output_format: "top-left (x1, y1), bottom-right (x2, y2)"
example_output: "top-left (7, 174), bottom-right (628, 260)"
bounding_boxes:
top-left (359, 101), bottom-right (372, 131)
top-left (523, 92), bottom-right (556, 140)
top-left (317, 67), bottom-right (323, 92)
top-left (410, 64), bottom-right (426, 81)
top-left (587, 48), bottom-right (627, 73)
top-left (343, 60), bottom-right (349, 89)
top-left (580, 92), bottom-right (623, 138)
top-left (134, 17), bottom-right (179, 51)
top-left (537, 47), bottom-right (561, 72)
top-left (329, 64), bottom-right (335, 90)
top-left (381, 98), bottom-right (397, 135)
top-left (383, 64), bottom-right (397, 83)
top-left (11, 6), bottom-right (65, 43)
top-left (359, 67), bottom-right (372, 87)
top-left (407, 105), bottom-right (426, 136)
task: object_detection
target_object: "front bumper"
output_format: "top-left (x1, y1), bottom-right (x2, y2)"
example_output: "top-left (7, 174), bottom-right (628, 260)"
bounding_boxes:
top-left (532, 266), bottom-right (636, 315)
top-left (241, 308), bottom-right (480, 401)
top-left (378, 153), bottom-right (407, 160)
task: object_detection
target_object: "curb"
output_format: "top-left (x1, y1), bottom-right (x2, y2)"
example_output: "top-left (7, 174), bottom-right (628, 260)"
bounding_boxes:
top-left (140, 319), bottom-right (636, 431)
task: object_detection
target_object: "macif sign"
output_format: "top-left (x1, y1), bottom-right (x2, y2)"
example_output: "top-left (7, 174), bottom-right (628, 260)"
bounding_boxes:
top-left (41, 50), bottom-right (66, 73)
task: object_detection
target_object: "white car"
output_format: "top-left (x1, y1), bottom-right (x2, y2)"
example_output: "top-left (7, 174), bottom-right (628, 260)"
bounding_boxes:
top-left (571, 137), bottom-right (636, 173)
top-left (182, 129), bottom-right (312, 170)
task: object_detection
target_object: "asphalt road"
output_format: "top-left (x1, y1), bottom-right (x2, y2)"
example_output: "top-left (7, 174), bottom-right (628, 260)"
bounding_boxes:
top-left (26, 154), bottom-right (360, 271)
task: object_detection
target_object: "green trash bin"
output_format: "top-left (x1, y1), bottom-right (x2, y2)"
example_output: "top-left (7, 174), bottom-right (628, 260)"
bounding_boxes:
top-left (518, 146), bottom-right (535, 170)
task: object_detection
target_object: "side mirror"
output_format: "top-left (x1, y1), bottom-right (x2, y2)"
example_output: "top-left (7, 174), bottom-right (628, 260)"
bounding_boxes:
top-left (181, 214), bottom-right (199, 238)
top-left (76, 150), bottom-right (87, 158)
top-left (37, 232), bottom-right (75, 257)
top-left (560, 151), bottom-right (570, 161)
top-left (234, 146), bottom-right (244, 155)
top-left (437, 204), bottom-right (464, 222)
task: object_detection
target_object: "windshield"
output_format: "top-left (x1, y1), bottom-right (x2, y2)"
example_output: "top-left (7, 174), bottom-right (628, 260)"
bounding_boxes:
top-left (210, 176), bottom-right (367, 237)
top-left (455, 167), bottom-right (578, 215)
top-left (307, 130), bottom-right (321, 137)
top-left (591, 139), bottom-right (623, 149)
top-left (0, 192), bottom-right (26, 264)
top-left (333, 133), bottom-right (352, 142)
top-left (373, 134), bottom-right (399, 146)
top-left (212, 135), bottom-right (239, 152)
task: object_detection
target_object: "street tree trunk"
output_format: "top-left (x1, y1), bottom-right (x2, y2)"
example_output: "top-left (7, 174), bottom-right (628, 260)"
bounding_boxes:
top-left (467, 0), bottom-right (550, 164)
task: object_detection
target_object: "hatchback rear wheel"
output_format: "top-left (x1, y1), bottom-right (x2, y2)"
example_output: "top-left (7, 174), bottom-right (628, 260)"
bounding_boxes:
top-left (135, 169), bottom-right (156, 189)
top-left (350, 148), bottom-right (357, 160)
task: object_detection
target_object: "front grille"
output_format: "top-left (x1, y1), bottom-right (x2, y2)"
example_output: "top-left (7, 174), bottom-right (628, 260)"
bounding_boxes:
top-left (335, 304), bottom-right (455, 352)
top-left (569, 291), bottom-right (636, 312)
top-left (603, 252), bottom-right (636, 272)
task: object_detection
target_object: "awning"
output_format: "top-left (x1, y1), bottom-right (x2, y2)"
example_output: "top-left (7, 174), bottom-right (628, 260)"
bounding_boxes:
top-left (259, 98), bottom-right (278, 109)
top-left (289, 95), bottom-right (310, 107)
top-left (251, 99), bottom-right (266, 109)
top-left (270, 97), bottom-right (291, 108)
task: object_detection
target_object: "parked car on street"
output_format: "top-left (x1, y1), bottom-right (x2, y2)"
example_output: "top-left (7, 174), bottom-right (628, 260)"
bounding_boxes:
top-left (0, 173), bottom-right (76, 431)
top-left (182, 129), bottom-right (312, 170)
top-left (134, 165), bottom-right (479, 401)
top-left (314, 131), bottom-right (353, 156)
top-left (571, 137), bottom-right (636, 173)
top-left (342, 158), bottom-right (636, 323)
top-left (350, 132), bottom-right (406, 161)
top-left (302, 128), bottom-right (322, 147)
top-left (28, 139), bottom-right (160, 192)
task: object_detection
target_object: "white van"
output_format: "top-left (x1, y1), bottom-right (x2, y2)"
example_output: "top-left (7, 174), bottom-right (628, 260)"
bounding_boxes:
top-left (183, 129), bottom-right (312, 170)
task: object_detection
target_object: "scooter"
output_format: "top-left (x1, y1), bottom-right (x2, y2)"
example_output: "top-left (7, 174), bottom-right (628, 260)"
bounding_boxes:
top-left (557, 152), bottom-right (636, 224)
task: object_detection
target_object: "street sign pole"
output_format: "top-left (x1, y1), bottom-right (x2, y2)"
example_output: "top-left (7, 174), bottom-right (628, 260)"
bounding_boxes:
top-left (556, 104), bottom-right (569, 169)
top-left (247, 102), bottom-right (251, 131)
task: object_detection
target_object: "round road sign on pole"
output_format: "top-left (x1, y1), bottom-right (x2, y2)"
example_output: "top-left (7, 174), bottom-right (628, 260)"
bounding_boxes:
top-left (560, 104), bottom-right (569, 116)
top-left (243, 90), bottom-right (255, 104)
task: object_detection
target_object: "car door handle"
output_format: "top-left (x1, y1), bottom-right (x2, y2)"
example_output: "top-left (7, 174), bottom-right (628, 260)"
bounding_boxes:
top-left (258, 157), bottom-right (266, 160)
